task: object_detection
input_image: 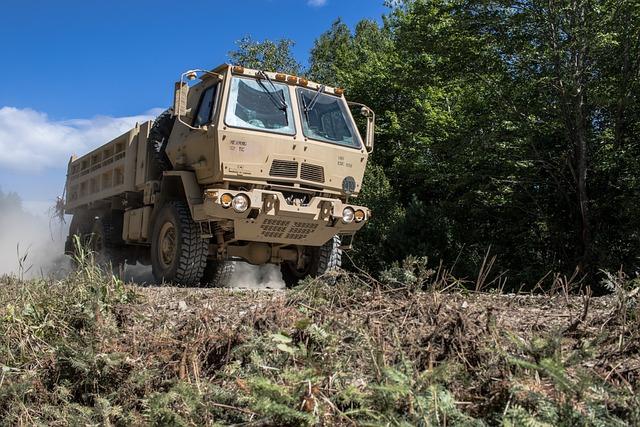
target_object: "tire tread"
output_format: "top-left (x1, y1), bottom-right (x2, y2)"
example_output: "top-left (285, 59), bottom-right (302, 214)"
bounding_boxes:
top-left (201, 261), bottom-right (236, 287)
top-left (149, 109), bottom-right (175, 175)
top-left (152, 201), bottom-right (207, 286)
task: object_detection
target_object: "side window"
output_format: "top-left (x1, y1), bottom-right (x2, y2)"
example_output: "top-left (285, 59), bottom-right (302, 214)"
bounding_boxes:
top-left (193, 84), bottom-right (218, 127)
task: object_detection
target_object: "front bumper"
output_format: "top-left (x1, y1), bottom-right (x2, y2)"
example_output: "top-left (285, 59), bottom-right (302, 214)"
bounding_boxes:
top-left (192, 189), bottom-right (370, 246)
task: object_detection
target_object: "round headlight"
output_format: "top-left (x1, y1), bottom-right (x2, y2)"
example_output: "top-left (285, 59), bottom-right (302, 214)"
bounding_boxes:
top-left (232, 194), bottom-right (250, 212)
top-left (342, 207), bottom-right (355, 223)
top-left (220, 193), bottom-right (233, 208)
top-left (354, 209), bottom-right (365, 222)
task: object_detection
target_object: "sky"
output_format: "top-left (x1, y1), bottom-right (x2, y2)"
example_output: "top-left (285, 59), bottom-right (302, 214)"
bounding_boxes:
top-left (0, 0), bottom-right (388, 216)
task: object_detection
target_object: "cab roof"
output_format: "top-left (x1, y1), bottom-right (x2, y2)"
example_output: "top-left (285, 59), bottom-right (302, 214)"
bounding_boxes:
top-left (205, 64), bottom-right (344, 97)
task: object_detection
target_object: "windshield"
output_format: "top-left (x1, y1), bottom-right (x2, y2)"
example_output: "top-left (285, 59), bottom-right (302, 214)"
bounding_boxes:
top-left (225, 76), bottom-right (295, 135)
top-left (297, 88), bottom-right (361, 148)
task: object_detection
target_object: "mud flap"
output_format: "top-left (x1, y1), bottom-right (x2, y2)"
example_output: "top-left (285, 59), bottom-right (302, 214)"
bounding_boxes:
top-left (339, 234), bottom-right (355, 250)
top-left (64, 237), bottom-right (73, 255)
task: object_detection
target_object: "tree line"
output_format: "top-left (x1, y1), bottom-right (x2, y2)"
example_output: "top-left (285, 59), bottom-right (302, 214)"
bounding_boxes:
top-left (230, 0), bottom-right (640, 289)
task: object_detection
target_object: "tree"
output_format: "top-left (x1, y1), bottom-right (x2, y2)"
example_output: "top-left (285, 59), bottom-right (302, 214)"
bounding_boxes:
top-left (228, 36), bottom-right (302, 75)
top-left (308, 0), bottom-right (640, 285)
top-left (308, 19), bottom-right (408, 272)
top-left (0, 188), bottom-right (23, 215)
top-left (232, 1), bottom-right (640, 286)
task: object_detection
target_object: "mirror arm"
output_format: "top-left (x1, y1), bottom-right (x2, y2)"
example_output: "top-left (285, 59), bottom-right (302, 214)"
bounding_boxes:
top-left (174, 69), bottom-right (223, 131)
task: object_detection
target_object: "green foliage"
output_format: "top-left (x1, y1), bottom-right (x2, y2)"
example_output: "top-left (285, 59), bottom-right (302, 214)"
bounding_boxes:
top-left (349, 163), bottom-right (404, 272)
top-left (369, 366), bottom-right (484, 426)
top-left (0, 251), bottom-right (136, 425)
top-left (145, 382), bottom-right (208, 426)
top-left (380, 256), bottom-right (435, 290)
top-left (503, 328), bottom-right (638, 426)
top-left (502, 405), bottom-right (555, 427)
top-left (303, 0), bottom-right (640, 287)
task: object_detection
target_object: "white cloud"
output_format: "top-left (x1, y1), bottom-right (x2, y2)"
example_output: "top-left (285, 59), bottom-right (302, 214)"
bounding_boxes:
top-left (307, 0), bottom-right (327, 7)
top-left (0, 106), bottom-right (162, 172)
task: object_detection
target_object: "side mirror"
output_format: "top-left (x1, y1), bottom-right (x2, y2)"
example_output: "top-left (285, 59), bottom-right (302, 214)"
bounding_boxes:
top-left (348, 101), bottom-right (375, 153)
top-left (173, 81), bottom-right (189, 118)
top-left (360, 106), bottom-right (375, 153)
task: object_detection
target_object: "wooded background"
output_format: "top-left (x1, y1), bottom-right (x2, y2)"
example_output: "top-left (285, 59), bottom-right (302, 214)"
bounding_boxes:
top-left (231, 0), bottom-right (640, 289)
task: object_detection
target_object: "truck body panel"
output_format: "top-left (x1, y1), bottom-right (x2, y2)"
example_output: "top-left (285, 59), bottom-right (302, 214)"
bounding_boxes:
top-left (66, 122), bottom-right (152, 212)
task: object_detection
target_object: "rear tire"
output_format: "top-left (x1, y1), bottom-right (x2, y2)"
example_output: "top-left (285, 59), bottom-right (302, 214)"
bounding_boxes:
top-left (281, 235), bottom-right (342, 288)
top-left (89, 218), bottom-right (111, 264)
top-left (89, 216), bottom-right (125, 272)
top-left (151, 201), bottom-right (207, 286)
top-left (66, 211), bottom-right (92, 262)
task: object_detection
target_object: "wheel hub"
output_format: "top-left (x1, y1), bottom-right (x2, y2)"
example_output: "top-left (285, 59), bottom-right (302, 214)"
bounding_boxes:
top-left (158, 222), bottom-right (177, 268)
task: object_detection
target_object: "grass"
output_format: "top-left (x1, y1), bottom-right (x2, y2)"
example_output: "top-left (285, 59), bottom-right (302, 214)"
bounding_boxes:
top-left (0, 254), bottom-right (639, 426)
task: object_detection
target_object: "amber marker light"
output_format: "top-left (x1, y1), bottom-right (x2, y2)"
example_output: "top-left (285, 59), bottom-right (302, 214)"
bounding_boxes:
top-left (287, 75), bottom-right (298, 84)
top-left (354, 210), bottom-right (366, 222)
top-left (335, 87), bottom-right (345, 96)
top-left (220, 193), bottom-right (233, 208)
top-left (299, 78), bottom-right (309, 86)
top-left (232, 66), bottom-right (245, 74)
top-left (275, 73), bottom-right (287, 81)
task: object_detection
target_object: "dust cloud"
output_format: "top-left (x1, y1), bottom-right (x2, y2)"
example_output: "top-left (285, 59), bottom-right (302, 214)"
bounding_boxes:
top-left (0, 191), bottom-right (70, 278)
top-left (228, 262), bottom-right (285, 289)
top-left (0, 190), bottom-right (285, 288)
top-left (123, 262), bottom-right (285, 289)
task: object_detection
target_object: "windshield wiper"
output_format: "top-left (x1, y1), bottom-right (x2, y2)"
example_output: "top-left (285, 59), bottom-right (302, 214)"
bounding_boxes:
top-left (256, 71), bottom-right (288, 112)
top-left (302, 85), bottom-right (326, 121)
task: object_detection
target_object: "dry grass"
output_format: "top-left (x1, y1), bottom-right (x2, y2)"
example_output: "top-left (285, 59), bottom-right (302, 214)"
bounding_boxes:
top-left (0, 255), bottom-right (639, 426)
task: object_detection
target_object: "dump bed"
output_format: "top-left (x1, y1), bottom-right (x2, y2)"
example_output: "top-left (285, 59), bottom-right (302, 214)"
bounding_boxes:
top-left (65, 121), bottom-right (153, 212)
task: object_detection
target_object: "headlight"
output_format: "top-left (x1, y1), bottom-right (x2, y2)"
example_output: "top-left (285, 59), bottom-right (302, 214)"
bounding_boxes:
top-left (354, 209), bottom-right (366, 222)
top-left (342, 207), bottom-right (355, 223)
top-left (220, 193), bottom-right (233, 208)
top-left (232, 194), bottom-right (250, 212)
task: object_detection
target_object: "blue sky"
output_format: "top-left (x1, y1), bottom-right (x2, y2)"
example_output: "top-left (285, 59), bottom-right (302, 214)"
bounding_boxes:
top-left (0, 0), bottom-right (388, 214)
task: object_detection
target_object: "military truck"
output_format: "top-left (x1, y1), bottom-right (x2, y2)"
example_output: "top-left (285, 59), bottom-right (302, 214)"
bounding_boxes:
top-left (64, 64), bottom-right (374, 287)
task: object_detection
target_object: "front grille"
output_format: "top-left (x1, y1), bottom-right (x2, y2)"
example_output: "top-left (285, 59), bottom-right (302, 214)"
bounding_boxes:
top-left (259, 219), bottom-right (319, 240)
top-left (260, 219), bottom-right (290, 239)
top-left (269, 160), bottom-right (298, 178)
top-left (286, 222), bottom-right (319, 240)
top-left (300, 163), bottom-right (325, 183)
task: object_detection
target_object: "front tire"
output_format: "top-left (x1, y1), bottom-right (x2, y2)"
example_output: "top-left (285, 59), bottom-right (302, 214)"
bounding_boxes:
top-left (281, 235), bottom-right (342, 288)
top-left (151, 201), bottom-right (208, 286)
top-left (200, 260), bottom-right (236, 287)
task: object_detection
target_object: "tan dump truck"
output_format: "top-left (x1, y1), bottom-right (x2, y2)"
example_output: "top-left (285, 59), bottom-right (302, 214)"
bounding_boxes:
top-left (64, 64), bottom-right (374, 287)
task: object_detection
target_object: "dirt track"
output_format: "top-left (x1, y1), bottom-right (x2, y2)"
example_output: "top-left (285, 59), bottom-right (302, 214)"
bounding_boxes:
top-left (125, 284), bottom-right (639, 402)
